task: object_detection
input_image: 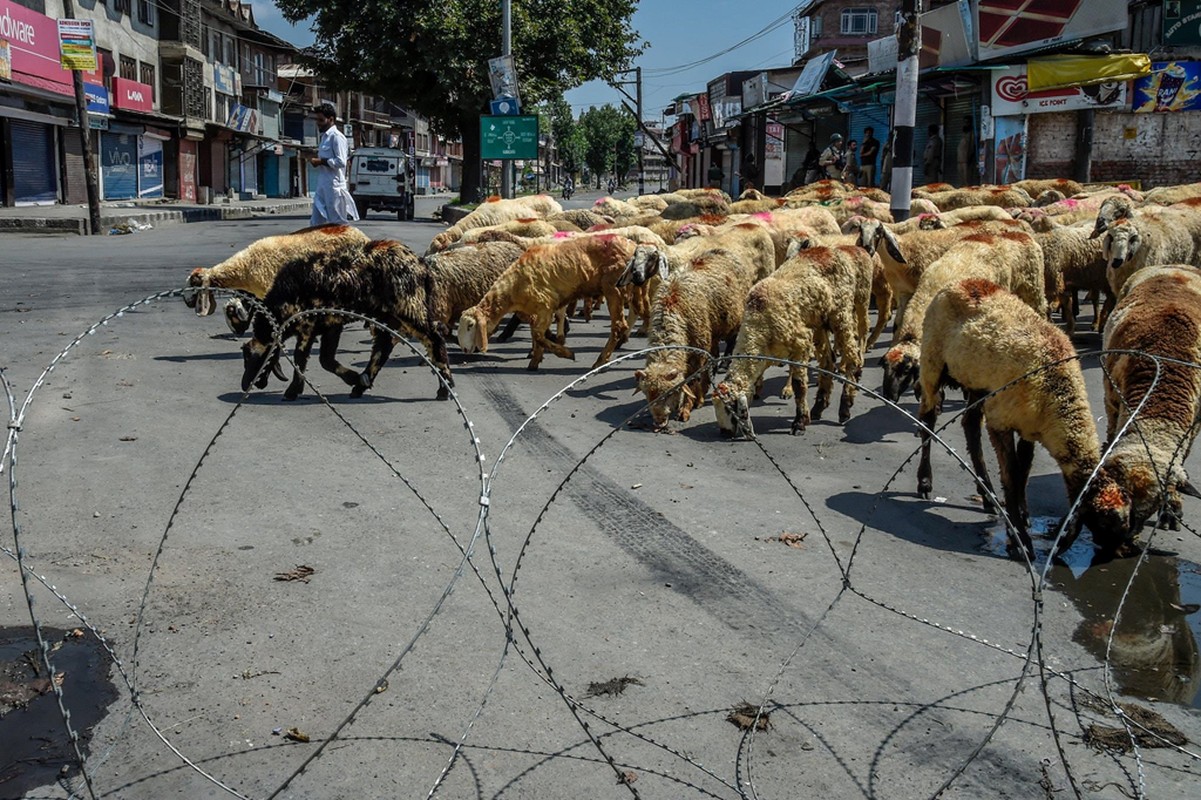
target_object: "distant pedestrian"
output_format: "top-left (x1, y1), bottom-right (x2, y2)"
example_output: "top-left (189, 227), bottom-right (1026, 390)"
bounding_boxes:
top-left (923, 123), bottom-right (944, 184)
top-left (880, 131), bottom-right (894, 192)
top-left (739, 151), bottom-right (760, 193)
top-left (309, 102), bottom-right (358, 226)
top-left (801, 140), bottom-right (822, 185)
top-left (859, 126), bottom-right (880, 187)
top-left (707, 157), bottom-right (724, 189)
top-left (842, 140), bottom-right (860, 184)
top-left (957, 119), bottom-right (975, 186)
top-left (818, 133), bottom-right (846, 180)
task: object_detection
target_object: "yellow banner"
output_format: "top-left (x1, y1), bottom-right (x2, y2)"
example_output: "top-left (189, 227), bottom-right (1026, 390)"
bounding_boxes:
top-left (1027, 54), bottom-right (1151, 92)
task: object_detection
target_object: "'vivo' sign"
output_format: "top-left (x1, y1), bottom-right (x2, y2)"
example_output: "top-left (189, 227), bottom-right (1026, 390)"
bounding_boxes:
top-left (112, 76), bottom-right (153, 113)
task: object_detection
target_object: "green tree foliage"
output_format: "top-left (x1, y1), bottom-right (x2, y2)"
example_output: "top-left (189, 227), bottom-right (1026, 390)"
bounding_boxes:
top-left (578, 104), bottom-right (635, 188)
top-left (275, 0), bottom-right (643, 200)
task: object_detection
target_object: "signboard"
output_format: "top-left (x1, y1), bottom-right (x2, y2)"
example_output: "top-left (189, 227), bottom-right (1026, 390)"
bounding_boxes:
top-left (227, 103), bottom-right (259, 133)
top-left (0, 0), bottom-right (73, 95)
top-left (693, 92), bottom-right (711, 122)
top-left (213, 62), bottom-right (236, 95)
top-left (742, 72), bottom-right (767, 110)
top-left (1133, 62), bottom-right (1201, 113)
top-left (0, 39), bottom-right (10, 81)
top-left (490, 96), bottom-right (520, 115)
top-left (792, 51), bottom-right (835, 98)
top-left (480, 114), bottom-right (538, 160)
top-left (990, 66), bottom-right (1126, 116)
top-left (112, 76), bottom-right (153, 112)
top-left (487, 54), bottom-right (519, 103)
top-left (994, 114), bottom-right (1027, 184)
top-left (973, 0), bottom-right (1127, 62)
top-left (1163, 1), bottom-right (1201, 47)
top-left (84, 82), bottom-right (108, 114)
top-left (56, 17), bottom-right (95, 70)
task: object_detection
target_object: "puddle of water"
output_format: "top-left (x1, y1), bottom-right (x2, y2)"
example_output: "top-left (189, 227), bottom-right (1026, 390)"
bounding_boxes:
top-left (0, 627), bottom-right (120, 797)
top-left (982, 517), bottom-right (1201, 708)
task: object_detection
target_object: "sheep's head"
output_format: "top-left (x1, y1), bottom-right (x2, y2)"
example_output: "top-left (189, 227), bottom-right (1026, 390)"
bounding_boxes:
top-left (184, 268), bottom-right (216, 316)
top-left (456, 307), bottom-right (490, 354)
top-left (224, 298), bottom-right (252, 336)
top-left (240, 336), bottom-right (280, 392)
top-left (634, 366), bottom-right (698, 428)
top-left (917, 214), bottom-right (947, 231)
top-left (1101, 221), bottom-right (1141, 270)
top-left (712, 382), bottom-right (753, 439)
top-left (881, 342), bottom-right (920, 402)
top-left (1101, 456), bottom-right (1201, 542)
top-left (616, 245), bottom-right (668, 287)
top-left (784, 235), bottom-right (814, 260)
top-left (1034, 189), bottom-right (1066, 208)
top-left (1091, 196), bottom-right (1134, 239)
top-left (1075, 467), bottom-right (1134, 553)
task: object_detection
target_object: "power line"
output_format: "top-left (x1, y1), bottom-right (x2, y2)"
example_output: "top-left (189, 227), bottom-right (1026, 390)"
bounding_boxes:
top-left (641, 4), bottom-right (802, 78)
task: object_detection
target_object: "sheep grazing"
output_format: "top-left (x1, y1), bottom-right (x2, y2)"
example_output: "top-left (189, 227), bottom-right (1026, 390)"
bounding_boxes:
top-left (633, 247), bottom-right (759, 428)
top-left (240, 238), bottom-right (450, 402)
top-left (787, 232), bottom-right (893, 350)
top-left (881, 231), bottom-right (1047, 401)
top-left (713, 244), bottom-right (872, 438)
top-left (616, 221), bottom-right (775, 289)
top-left (428, 196), bottom-right (559, 254)
top-left (457, 233), bottom-right (638, 369)
top-left (1099, 265), bottom-right (1201, 539)
top-left (916, 278), bottom-right (1129, 557)
top-left (184, 223), bottom-right (370, 333)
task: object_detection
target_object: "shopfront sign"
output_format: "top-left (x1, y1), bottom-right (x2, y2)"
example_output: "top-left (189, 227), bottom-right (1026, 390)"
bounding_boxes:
top-left (84, 82), bottom-right (108, 114)
top-left (227, 103), bottom-right (259, 133)
top-left (0, 39), bottom-right (11, 81)
top-left (0, 0), bottom-right (73, 95)
top-left (1163, 1), bottom-right (1201, 47)
top-left (1133, 62), bottom-right (1201, 113)
top-left (56, 17), bottom-right (96, 71)
top-left (972, 0), bottom-right (1127, 62)
top-left (990, 66), bottom-right (1126, 116)
top-left (213, 62), bottom-right (236, 95)
top-left (112, 77), bottom-right (153, 112)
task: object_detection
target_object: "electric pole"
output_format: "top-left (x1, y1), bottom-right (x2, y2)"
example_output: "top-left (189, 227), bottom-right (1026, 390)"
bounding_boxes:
top-left (500, 0), bottom-right (513, 199)
top-left (890, 0), bottom-right (921, 222)
top-left (61, 0), bottom-right (102, 235)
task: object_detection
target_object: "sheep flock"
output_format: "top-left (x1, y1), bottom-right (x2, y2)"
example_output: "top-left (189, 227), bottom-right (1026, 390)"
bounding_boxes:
top-left (184, 182), bottom-right (1201, 562)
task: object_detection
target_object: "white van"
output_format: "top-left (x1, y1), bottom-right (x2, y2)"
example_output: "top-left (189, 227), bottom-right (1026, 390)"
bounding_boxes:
top-left (347, 147), bottom-right (416, 221)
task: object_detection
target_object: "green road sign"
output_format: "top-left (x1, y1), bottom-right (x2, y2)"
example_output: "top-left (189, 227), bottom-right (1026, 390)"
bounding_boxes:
top-left (480, 115), bottom-right (539, 160)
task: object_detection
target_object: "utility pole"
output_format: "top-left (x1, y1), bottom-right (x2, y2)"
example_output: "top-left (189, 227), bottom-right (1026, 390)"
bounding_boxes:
top-left (890, 0), bottom-right (921, 223)
top-left (500, 0), bottom-right (513, 200)
top-left (611, 67), bottom-right (657, 196)
top-left (635, 66), bottom-right (645, 196)
top-left (61, 0), bottom-right (102, 235)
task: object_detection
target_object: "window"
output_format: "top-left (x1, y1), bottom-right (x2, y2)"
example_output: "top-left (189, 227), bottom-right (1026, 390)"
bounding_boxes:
top-left (120, 55), bottom-right (138, 81)
top-left (139, 61), bottom-right (155, 100)
top-left (811, 14), bottom-right (823, 37)
top-left (137, 0), bottom-right (154, 25)
top-left (841, 8), bottom-right (877, 35)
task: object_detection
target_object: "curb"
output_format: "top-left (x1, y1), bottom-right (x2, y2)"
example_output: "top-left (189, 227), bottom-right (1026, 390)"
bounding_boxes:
top-left (0, 200), bottom-right (313, 235)
top-left (439, 204), bottom-right (471, 225)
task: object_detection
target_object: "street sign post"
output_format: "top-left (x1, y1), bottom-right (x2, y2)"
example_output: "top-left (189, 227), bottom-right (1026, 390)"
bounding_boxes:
top-left (480, 115), bottom-right (539, 160)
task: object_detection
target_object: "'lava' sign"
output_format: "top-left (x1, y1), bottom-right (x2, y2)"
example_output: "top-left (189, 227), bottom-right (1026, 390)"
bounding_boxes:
top-left (112, 76), bottom-right (153, 113)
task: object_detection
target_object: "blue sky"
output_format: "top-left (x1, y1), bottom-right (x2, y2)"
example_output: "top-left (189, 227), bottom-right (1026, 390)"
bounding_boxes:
top-left (250, 1), bottom-right (799, 119)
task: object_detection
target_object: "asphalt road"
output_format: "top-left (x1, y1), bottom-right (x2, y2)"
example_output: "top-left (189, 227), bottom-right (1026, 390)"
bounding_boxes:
top-left (1, 193), bottom-right (1199, 799)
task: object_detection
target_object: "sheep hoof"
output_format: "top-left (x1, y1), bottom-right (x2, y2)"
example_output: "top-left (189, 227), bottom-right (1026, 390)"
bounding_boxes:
top-left (917, 477), bottom-right (932, 498)
top-left (436, 386), bottom-right (450, 401)
top-left (526, 362), bottom-right (540, 371)
top-left (810, 403), bottom-right (827, 421)
top-left (283, 385), bottom-right (303, 401)
top-left (719, 428), bottom-right (735, 439)
top-left (790, 418), bottom-right (808, 435)
top-left (839, 406), bottom-right (853, 424)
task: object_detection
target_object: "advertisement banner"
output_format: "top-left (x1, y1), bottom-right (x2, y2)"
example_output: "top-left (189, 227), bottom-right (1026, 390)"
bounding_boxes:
top-left (0, 39), bottom-right (10, 81)
top-left (990, 66), bottom-right (1126, 116)
top-left (213, 62), bottom-right (235, 95)
top-left (56, 17), bottom-right (95, 70)
top-left (973, 0), bottom-right (1127, 62)
top-left (1163, 1), bottom-right (1201, 47)
top-left (487, 54), bottom-right (520, 103)
top-left (1027, 54), bottom-right (1150, 92)
top-left (694, 92), bottom-right (711, 122)
top-left (994, 114), bottom-right (1027, 184)
top-left (84, 82), bottom-right (108, 114)
top-left (1133, 61), bottom-right (1201, 113)
top-left (112, 77), bottom-right (153, 112)
top-left (0, 0), bottom-right (73, 95)
top-left (226, 103), bottom-right (259, 133)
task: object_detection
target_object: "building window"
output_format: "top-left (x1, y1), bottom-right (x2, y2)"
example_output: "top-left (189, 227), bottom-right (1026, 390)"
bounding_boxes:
top-left (137, 0), bottom-right (155, 25)
top-left (113, 0), bottom-right (130, 14)
top-left (120, 54), bottom-right (138, 81)
top-left (840, 8), bottom-right (877, 35)
top-left (811, 14), bottom-right (823, 37)
top-left (139, 61), bottom-right (155, 100)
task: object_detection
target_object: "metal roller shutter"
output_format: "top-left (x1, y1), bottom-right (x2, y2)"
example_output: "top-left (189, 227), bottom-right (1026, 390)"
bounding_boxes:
top-left (63, 131), bottom-right (87, 205)
top-left (10, 120), bottom-right (58, 205)
top-left (914, 97), bottom-right (944, 186)
top-left (102, 132), bottom-right (138, 200)
top-left (847, 103), bottom-right (892, 186)
top-left (943, 92), bottom-right (979, 187)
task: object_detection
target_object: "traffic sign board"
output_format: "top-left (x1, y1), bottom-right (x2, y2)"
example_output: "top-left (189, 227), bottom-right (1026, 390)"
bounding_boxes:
top-left (480, 115), bottom-right (539, 160)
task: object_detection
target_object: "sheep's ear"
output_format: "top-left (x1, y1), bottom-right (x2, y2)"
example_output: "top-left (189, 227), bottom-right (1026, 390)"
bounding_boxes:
top-left (881, 227), bottom-right (906, 264)
top-left (656, 247), bottom-right (670, 280)
top-left (785, 237), bottom-right (807, 259)
top-left (633, 369), bottom-right (645, 394)
top-left (1179, 476), bottom-right (1201, 499)
top-left (197, 289), bottom-right (213, 317)
top-left (474, 315), bottom-right (488, 353)
top-left (680, 383), bottom-right (697, 401)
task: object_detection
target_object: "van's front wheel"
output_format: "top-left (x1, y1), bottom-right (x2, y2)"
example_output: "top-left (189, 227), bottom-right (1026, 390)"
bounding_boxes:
top-left (355, 198), bottom-right (368, 219)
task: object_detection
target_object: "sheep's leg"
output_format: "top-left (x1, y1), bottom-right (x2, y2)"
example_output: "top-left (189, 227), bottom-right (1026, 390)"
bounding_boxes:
top-left (283, 325), bottom-right (318, 401)
top-left (1095, 291), bottom-right (1116, 332)
top-left (1060, 290), bottom-right (1077, 335)
top-left (592, 288), bottom-right (630, 368)
top-left (834, 321), bottom-right (863, 424)
top-left (553, 306), bottom-right (568, 345)
top-left (425, 324), bottom-right (453, 401)
top-left (789, 365), bottom-right (811, 435)
top-left (961, 390), bottom-right (998, 514)
top-left (315, 324), bottom-right (363, 392)
top-left (916, 392), bottom-right (942, 498)
top-left (893, 293), bottom-right (912, 339)
top-left (495, 313), bottom-right (523, 343)
top-left (810, 334), bottom-right (833, 422)
top-left (528, 310), bottom-right (572, 369)
top-left (866, 288), bottom-right (892, 350)
top-left (989, 428), bottom-right (1035, 557)
top-left (352, 327), bottom-right (397, 398)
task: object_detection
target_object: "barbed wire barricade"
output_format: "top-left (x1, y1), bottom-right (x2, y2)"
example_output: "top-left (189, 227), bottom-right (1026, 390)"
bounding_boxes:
top-left (3, 289), bottom-right (1201, 799)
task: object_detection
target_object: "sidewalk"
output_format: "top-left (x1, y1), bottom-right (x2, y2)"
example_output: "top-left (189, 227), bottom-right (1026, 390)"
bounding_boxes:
top-left (0, 196), bottom-right (313, 236)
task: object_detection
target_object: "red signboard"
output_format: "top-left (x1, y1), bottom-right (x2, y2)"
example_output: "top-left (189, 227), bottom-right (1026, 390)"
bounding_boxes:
top-left (0, 0), bottom-right (73, 95)
top-left (112, 76), bottom-right (153, 112)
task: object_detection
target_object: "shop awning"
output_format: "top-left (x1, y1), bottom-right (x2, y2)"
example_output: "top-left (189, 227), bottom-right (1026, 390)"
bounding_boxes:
top-left (1027, 54), bottom-right (1151, 92)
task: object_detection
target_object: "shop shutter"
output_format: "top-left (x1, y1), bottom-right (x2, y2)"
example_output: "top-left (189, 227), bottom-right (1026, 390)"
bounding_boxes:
top-left (847, 103), bottom-right (892, 184)
top-left (102, 132), bottom-right (138, 200)
top-left (914, 97), bottom-right (944, 185)
top-left (62, 129), bottom-right (88, 205)
top-left (10, 121), bottom-right (58, 205)
top-left (138, 137), bottom-right (164, 198)
top-left (943, 92), bottom-right (980, 186)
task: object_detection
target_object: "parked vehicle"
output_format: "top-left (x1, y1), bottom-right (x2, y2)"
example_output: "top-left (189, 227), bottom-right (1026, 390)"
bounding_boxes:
top-left (347, 147), bottom-right (416, 221)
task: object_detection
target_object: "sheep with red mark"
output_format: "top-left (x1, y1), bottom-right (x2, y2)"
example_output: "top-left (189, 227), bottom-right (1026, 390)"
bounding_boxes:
top-left (457, 234), bottom-right (638, 369)
top-left (881, 231), bottom-right (1047, 402)
top-left (712, 244), bottom-right (872, 438)
top-left (1099, 214), bottom-right (1196, 295)
top-left (240, 238), bottom-right (451, 402)
top-left (427, 195), bottom-right (562, 254)
top-left (1099, 265), bottom-right (1201, 539)
top-left (458, 218), bottom-right (563, 245)
top-left (916, 278), bottom-right (1129, 557)
top-left (915, 205), bottom-right (1017, 230)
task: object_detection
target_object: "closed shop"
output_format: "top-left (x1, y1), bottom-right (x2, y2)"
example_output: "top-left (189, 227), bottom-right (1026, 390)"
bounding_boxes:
top-left (62, 129), bottom-right (88, 205)
top-left (915, 97), bottom-right (944, 184)
top-left (943, 92), bottom-right (980, 186)
top-left (101, 127), bottom-right (140, 200)
top-left (848, 103), bottom-right (891, 184)
top-left (138, 136), bottom-right (165, 198)
top-left (10, 120), bottom-right (58, 205)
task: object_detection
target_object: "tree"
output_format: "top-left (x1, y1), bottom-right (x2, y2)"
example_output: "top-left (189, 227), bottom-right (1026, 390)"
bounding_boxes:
top-left (275, 0), bottom-right (643, 201)
top-left (546, 96), bottom-right (583, 177)
top-left (578, 104), bottom-right (635, 188)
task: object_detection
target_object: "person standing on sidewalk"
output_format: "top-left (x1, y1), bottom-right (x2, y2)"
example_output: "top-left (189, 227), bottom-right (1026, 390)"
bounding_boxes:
top-left (309, 102), bottom-right (359, 226)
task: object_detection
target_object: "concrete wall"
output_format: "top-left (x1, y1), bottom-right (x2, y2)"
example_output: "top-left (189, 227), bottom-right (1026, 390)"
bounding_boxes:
top-left (1093, 111), bottom-right (1201, 187)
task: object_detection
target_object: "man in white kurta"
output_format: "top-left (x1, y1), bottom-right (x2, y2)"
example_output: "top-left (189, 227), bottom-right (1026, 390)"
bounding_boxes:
top-left (309, 102), bottom-right (359, 226)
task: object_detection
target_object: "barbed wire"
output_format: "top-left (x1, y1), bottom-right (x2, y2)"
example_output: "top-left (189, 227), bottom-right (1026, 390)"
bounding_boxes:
top-left (4, 291), bottom-right (1201, 799)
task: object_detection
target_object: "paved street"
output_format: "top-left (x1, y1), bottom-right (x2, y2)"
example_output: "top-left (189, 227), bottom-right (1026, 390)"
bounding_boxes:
top-left (2, 203), bottom-right (1200, 799)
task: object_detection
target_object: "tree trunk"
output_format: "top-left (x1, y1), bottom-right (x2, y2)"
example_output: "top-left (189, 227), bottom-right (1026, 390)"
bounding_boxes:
top-left (459, 117), bottom-right (483, 203)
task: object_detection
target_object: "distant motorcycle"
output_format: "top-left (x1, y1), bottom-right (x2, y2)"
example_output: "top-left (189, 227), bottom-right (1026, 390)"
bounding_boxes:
top-left (561, 181), bottom-right (574, 200)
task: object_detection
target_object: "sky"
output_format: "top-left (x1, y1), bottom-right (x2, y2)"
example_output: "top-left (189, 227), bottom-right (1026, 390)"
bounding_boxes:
top-left (250, 1), bottom-right (801, 120)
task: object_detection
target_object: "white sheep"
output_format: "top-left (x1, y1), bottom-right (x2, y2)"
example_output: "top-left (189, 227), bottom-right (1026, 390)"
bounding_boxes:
top-left (1100, 214), bottom-right (1196, 295)
top-left (916, 278), bottom-right (1130, 556)
top-left (428, 196), bottom-right (559, 253)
